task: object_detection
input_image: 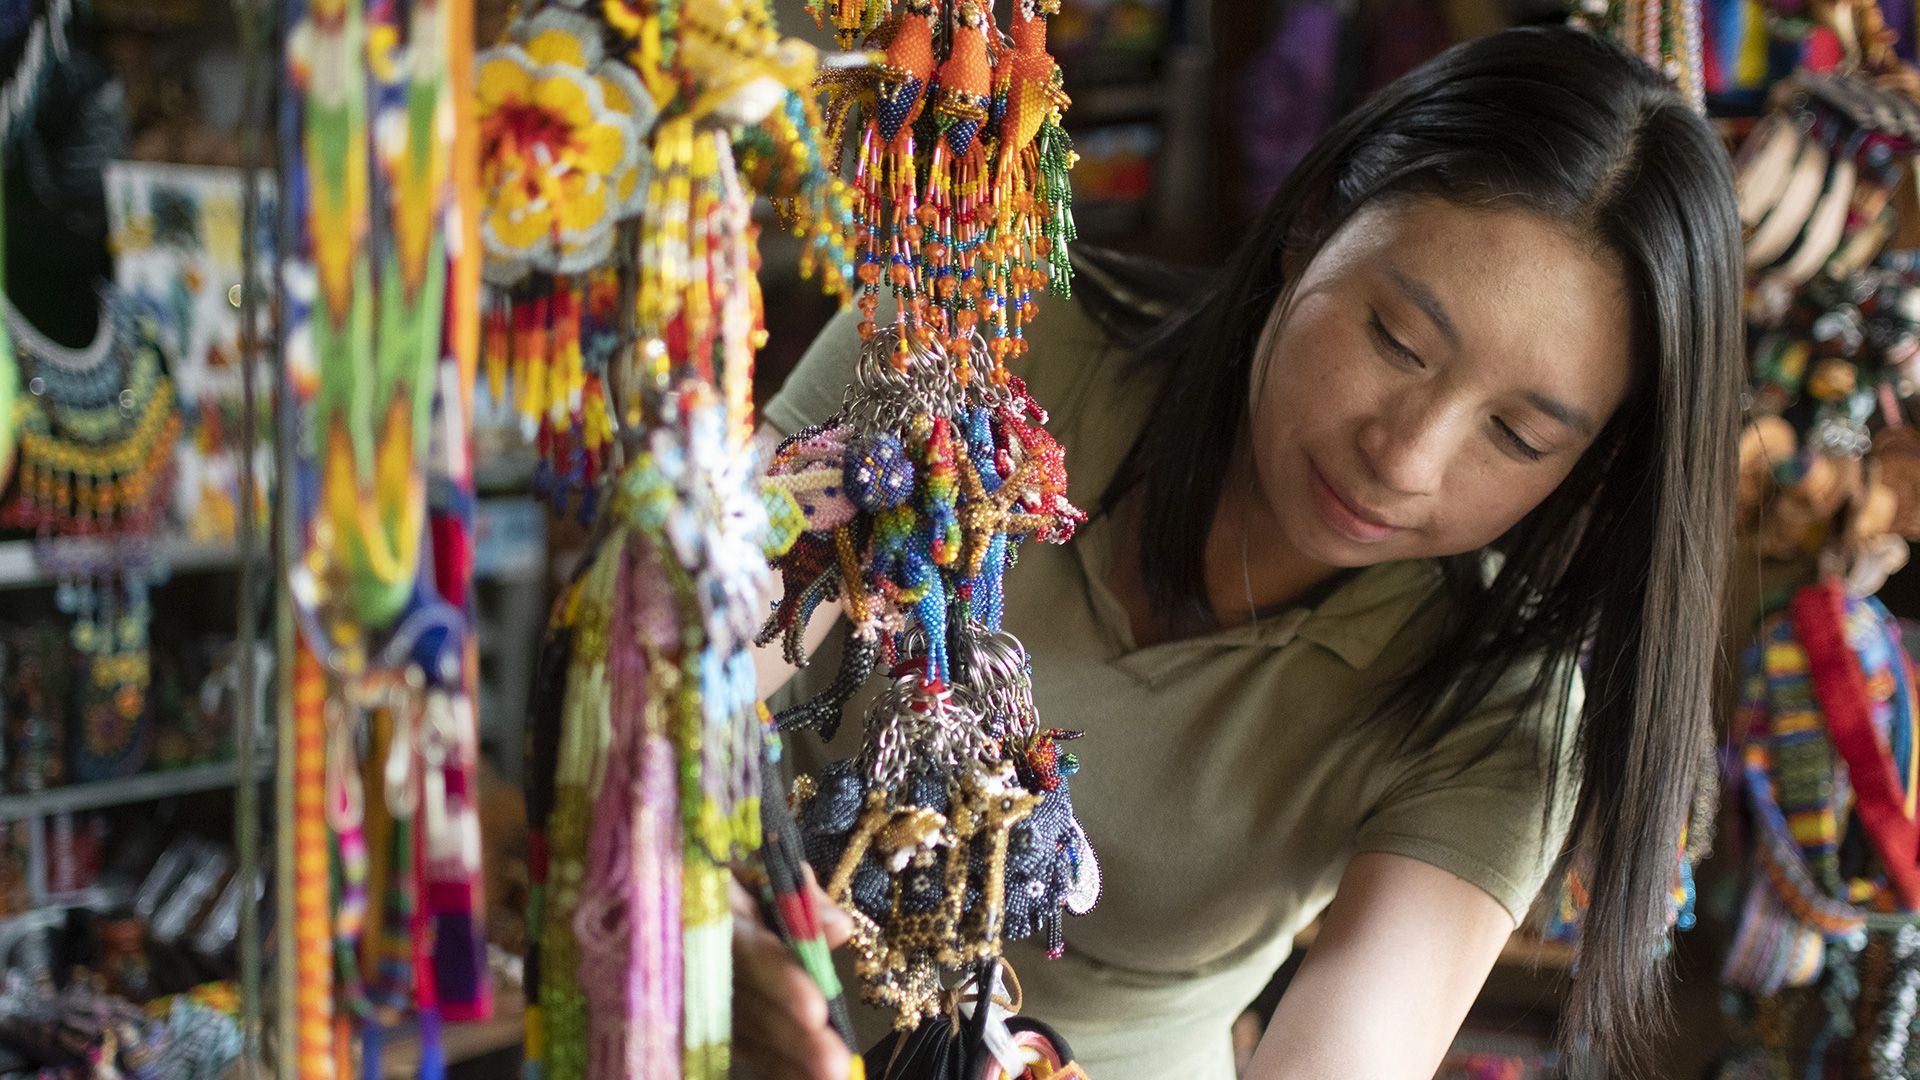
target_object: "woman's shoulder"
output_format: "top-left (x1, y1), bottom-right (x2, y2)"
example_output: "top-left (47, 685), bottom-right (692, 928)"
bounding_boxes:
top-left (762, 290), bottom-right (1131, 440)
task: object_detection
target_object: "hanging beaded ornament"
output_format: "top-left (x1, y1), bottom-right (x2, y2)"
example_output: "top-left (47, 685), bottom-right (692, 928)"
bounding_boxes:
top-left (807, 0), bottom-right (1076, 383)
top-left (761, 324), bottom-right (1095, 1033)
top-left (474, 0), bottom-right (852, 521)
top-left (3, 290), bottom-right (181, 780)
top-left (501, 4), bottom-right (853, 1079)
top-left (279, 0), bottom-right (489, 1075)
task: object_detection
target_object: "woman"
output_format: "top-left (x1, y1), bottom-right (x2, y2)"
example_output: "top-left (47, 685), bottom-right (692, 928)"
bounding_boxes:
top-left (739, 24), bottom-right (1742, 1080)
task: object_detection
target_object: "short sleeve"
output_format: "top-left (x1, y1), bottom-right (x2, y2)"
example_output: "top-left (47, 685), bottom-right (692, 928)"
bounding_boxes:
top-left (1352, 658), bottom-right (1584, 924)
top-left (763, 308), bottom-right (864, 437)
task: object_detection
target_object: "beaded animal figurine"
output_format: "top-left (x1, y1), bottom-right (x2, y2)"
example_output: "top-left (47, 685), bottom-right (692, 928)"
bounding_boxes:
top-left (812, 0), bottom-right (1076, 381)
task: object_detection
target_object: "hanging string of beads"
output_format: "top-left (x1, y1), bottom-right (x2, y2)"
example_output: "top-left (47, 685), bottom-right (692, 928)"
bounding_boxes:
top-left (277, 0), bottom-right (488, 1076)
top-left (484, 3), bottom-right (856, 1078)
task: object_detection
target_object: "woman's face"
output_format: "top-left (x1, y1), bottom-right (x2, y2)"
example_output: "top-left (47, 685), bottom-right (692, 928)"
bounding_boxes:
top-left (1247, 195), bottom-right (1636, 570)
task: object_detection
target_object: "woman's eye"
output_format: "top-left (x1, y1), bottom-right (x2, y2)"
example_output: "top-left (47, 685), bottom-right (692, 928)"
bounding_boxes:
top-left (1367, 312), bottom-right (1424, 368)
top-left (1494, 419), bottom-right (1546, 462)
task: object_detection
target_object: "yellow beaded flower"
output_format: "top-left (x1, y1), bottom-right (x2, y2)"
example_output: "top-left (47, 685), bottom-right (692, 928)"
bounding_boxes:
top-left (477, 8), bottom-right (656, 283)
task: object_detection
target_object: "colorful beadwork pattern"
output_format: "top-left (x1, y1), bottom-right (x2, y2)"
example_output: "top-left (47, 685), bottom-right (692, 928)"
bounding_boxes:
top-left (278, 0), bottom-right (488, 1074)
top-left (808, 0), bottom-right (1076, 381)
top-left (497, 2), bottom-right (853, 1077)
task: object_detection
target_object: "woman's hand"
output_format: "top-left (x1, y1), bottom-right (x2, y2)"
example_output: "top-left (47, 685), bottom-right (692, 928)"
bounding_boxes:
top-left (732, 864), bottom-right (857, 1080)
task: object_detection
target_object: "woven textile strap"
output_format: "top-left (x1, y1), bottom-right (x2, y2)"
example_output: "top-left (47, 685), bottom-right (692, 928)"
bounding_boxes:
top-left (1793, 579), bottom-right (1920, 909)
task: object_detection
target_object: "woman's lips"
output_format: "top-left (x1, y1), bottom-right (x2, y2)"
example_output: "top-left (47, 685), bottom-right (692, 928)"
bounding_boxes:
top-left (1307, 460), bottom-right (1404, 544)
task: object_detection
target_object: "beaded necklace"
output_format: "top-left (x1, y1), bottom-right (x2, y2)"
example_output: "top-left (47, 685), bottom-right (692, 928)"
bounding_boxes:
top-left (4, 288), bottom-right (181, 776)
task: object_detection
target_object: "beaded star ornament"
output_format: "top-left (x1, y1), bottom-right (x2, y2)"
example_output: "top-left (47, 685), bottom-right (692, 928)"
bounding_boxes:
top-left (3, 290), bottom-right (181, 781)
top-left (278, 0), bottom-right (489, 1075)
top-left (496, 4), bottom-right (854, 1080)
top-left (805, 0), bottom-right (1076, 381)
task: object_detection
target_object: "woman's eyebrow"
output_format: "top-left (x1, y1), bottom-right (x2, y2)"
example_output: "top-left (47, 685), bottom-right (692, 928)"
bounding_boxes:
top-left (1386, 267), bottom-right (1459, 350)
top-left (1524, 391), bottom-right (1597, 436)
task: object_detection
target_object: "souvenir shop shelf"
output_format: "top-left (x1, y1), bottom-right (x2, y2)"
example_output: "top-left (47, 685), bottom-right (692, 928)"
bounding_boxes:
top-left (0, 754), bottom-right (269, 823)
top-left (376, 985), bottom-right (527, 1079)
top-left (0, 537), bottom-right (245, 591)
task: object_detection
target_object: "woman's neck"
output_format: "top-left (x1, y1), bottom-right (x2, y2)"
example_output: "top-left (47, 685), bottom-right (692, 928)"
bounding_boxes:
top-left (1202, 452), bottom-right (1342, 627)
top-left (1104, 452), bottom-right (1343, 649)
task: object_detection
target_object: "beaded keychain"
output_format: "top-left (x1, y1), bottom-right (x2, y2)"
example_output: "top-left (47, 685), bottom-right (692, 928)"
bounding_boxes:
top-left (806, 0), bottom-right (1076, 381)
top-left (764, 327), bottom-right (1095, 1042)
top-left (278, 0), bottom-right (488, 1075)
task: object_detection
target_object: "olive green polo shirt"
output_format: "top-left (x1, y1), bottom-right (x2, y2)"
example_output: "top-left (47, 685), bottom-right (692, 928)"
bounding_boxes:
top-left (763, 295), bottom-right (1581, 1080)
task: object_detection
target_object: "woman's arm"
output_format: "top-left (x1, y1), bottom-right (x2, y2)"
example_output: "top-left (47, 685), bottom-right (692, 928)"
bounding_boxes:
top-left (1245, 851), bottom-right (1514, 1080)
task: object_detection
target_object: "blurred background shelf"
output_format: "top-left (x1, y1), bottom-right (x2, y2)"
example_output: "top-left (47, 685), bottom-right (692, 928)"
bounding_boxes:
top-left (0, 538), bottom-right (246, 590)
top-left (0, 755), bottom-right (272, 823)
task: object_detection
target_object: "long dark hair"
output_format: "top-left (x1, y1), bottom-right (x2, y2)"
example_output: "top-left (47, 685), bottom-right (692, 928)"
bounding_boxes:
top-left (1077, 26), bottom-right (1741, 1070)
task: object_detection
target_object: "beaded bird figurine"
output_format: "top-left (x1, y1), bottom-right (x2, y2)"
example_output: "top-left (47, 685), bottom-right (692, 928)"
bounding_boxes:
top-left (806, 0), bottom-right (1076, 382)
top-left (761, 324), bottom-right (1097, 1033)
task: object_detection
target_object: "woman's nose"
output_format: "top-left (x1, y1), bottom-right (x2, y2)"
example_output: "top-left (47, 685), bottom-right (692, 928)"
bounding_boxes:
top-left (1355, 400), bottom-right (1461, 497)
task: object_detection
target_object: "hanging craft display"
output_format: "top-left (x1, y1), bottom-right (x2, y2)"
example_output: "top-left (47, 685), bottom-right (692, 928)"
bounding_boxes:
top-left (806, 0), bottom-right (1077, 379)
top-left (104, 162), bottom-right (278, 544)
top-left (277, 0), bottom-right (488, 1076)
top-left (491, 3), bottom-right (857, 1079)
top-left (1716, 12), bottom-right (1920, 1074)
top-left (473, 2), bottom-right (852, 519)
top-left (1733, 71), bottom-right (1920, 598)
top-left (743, 1), bottom-right (1100, 1073)
top-left (2, 290), bottom-right (181, 782)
